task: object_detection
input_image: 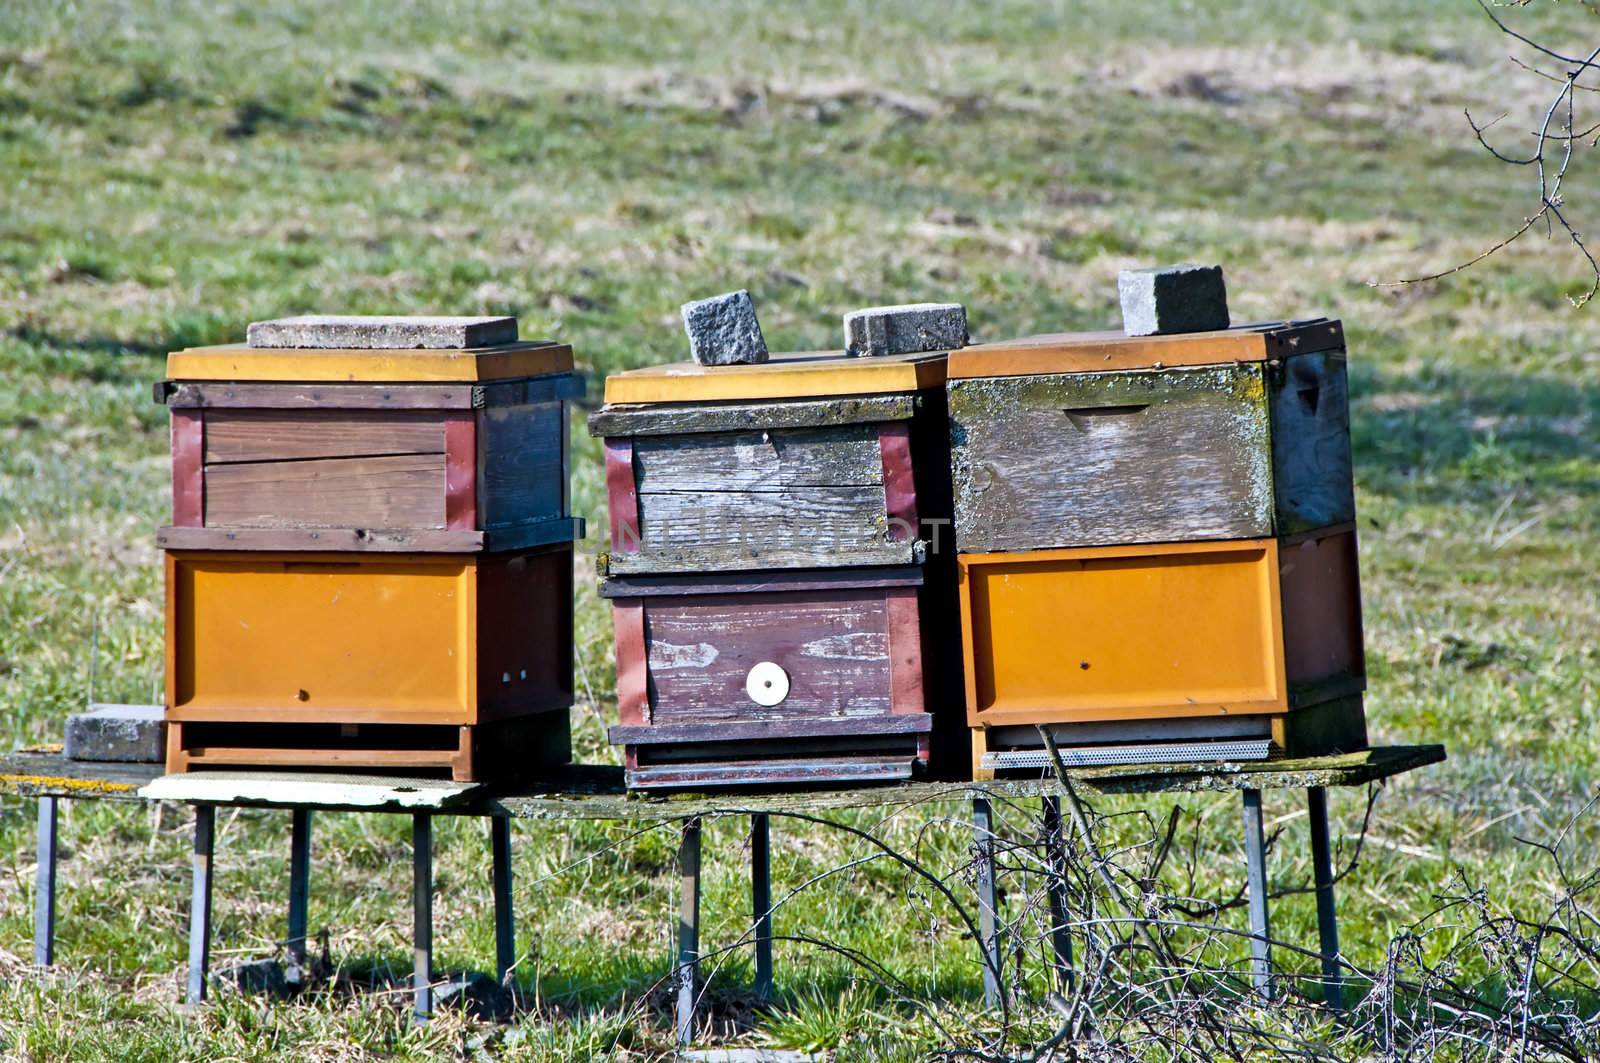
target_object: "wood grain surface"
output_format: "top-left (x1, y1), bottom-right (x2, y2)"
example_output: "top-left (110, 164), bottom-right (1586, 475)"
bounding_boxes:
top-left (951, 364), bottom-right (1275, 552)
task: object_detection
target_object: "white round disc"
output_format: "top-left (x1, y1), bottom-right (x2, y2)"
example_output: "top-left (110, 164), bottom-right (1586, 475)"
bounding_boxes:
top-left (745, 661), bottom-right (790, 707)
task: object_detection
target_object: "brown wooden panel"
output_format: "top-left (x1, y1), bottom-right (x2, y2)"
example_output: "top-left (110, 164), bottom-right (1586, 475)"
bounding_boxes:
top-left (202, 409), bottom-right (442, 464)
top-left (171, 409), bottom-right (203, 527)
top-left (1280, 525), bottom-right (1365, 696)
top-left (643, 588), bottom-right (894, 724)
top-left (203, 453), bottom-right (446, 529)
top-left (157, 526), bottom-right (485, 552)
top-left (474, 546), bottom-right (574, 722)
top-left (950, 364), bottom-right (1274, 552)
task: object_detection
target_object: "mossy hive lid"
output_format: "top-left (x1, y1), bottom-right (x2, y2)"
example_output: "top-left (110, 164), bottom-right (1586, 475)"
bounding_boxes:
top-left (947, 319), bottom-right (1344, 380)
top-left (166, 340), bottom-right (574, 382)
top-left (602, 349), bottom-right (948, 404)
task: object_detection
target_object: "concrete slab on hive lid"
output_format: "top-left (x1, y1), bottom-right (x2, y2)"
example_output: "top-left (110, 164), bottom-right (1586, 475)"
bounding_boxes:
top-left (246, 315), bottom-right (518, 350)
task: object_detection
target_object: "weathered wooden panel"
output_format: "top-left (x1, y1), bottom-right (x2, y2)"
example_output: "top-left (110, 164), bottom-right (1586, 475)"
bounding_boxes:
top-left (477, 402), bottom-right (566, 528)
top-left (604, 424), bottom-right (903, 572)
top-left (203, 453), bottom-right (446, 529)
top-left (203, 410), bottom-right (442, 464)
top-left (950, 364), bottom-right (1274, 552)
top-left (1268, 351), bottom-right (1356, 532)
top-left (635, 425), bottom-right (883, 491)
top-left (587, 394), bottom-right (916, 437)
top-left (642, 589), bottom-right (894, 724)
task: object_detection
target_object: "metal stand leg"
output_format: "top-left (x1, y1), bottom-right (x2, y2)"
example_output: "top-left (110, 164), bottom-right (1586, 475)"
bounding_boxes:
top-left (491, 816), bottom-right (516, 983)
top-left (187, 806), bottom-right (215, 1005)
top-left (1308, 787), bottom-right (1343, 1010)
top-left (676, 817), bottom-right (702, 1046)
top-left (751, 813), bottom-right (773, 1004)
top-left (1241, 788), bottom-right (1271, 997)
top-left (286, 809), bottom-right (311, 983)
top-left (34, 797), bottom-right (58, 968)
top-left (1041, 797), bottom-right (1075, 993)
top-left (973, 797), bottom-right (1002, 1009)
top-left (412, 814), bottom-right (433, 1024)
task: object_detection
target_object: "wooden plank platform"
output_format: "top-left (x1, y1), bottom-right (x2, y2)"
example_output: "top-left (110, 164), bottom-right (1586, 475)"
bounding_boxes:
top-left (0, 744), bottom-right (1445, 818)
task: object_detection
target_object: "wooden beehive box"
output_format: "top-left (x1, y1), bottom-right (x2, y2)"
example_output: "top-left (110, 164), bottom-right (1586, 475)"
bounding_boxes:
top-left (157, 340), bottom-right (583, 552)
top-left (946, 320), bottom-right (1366, 777)
top-left (164, 546), bottom-right (573, 780)
top-left (590, 350), bottom-right (950, 573)
top-left (947, 319), bottom-right (1352, 553)
top-left (591, 350), bottom-right (966, 788)
top-left (157, 331), bottom-right (582, 781)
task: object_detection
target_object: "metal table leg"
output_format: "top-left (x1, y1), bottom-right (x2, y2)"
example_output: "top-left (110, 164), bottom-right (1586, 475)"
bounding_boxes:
top-left (1241, 788), bottom-right (1271, 997)
top-left (751, 813), bottom-right (773, 1004)
top-left (490, 816), bottom-right (516, 983)
top-left (973, 797), bottom-right (1002, 1009)
top-left (412, 813), bottom-right (433, 1023)
top-left (187, 805), bottom-right (215, 1005)
top-left (1040, 796), bottom-right (1075, 994)
top-left (676, 817), bottom-right (702, 1046)
top-left (1308, 786), bottom-right (1343, 1010)
top-left (286, 809), bottom-right (311, 983)
top-left (34, 796), bottom-right (58, 968)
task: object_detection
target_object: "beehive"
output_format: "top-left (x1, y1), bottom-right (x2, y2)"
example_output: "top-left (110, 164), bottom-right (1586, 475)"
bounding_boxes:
top-left (158, 323), bottom-right (582, 781)
top-left (591, 350), bottom-right (965, 789)
top-left (946, 320), bottom-right (1367, 777)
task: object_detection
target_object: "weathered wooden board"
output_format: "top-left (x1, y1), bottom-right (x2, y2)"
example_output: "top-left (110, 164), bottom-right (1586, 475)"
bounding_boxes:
top-left (950, 352), bottom-right (1355, 552)
top-left (950, 364), bottom-right (1274, 552)
top-left (0, 744), bottom-right (1445, 813)
top-left (203, 453), bottom-right (447, 529)
top-left (202, 410), bottom-right (443, 464)
top-left (607, 424), bottom-right (913, 573)
top-left (643, 589), bottom-right (895, 724)
top-left (160, 373), bottom-right (582, 411)
top-left (477, 403), bottom-right (564, 529)
top-left (587, 394), bottom-right (916, 437)
top-left (1268, 350), bottom-right (1355, 533)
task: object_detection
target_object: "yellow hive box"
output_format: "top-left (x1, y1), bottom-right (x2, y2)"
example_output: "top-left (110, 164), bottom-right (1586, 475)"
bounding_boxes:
top-left (164, 547), bottom-right (573, 779)
top-left (959, 527), bottom-right (1365, 726)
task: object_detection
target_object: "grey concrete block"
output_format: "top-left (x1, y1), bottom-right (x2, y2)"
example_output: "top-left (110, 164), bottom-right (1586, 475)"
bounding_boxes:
top-left (246, 315), bottom-right (518, 349)
top-left (64, 704), bottom-right (165, 763)
top-left (843, 302), bottom-right (968, 357)
top-left (1117, 264), bottom-right (1230, 337)
top-left (680, 290), bottom-right (769, 366)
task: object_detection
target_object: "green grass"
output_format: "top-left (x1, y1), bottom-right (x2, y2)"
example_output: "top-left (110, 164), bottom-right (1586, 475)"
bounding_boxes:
top-left (1, 0), bottom-right (1598, 1058)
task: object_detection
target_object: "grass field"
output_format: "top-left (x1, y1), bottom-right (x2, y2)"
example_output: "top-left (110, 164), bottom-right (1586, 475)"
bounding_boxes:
top-left (2, 1), bottom-right (1598, 1058)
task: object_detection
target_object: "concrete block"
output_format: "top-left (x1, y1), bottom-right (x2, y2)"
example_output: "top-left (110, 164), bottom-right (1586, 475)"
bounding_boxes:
top-left (1117, 264), bottom-right (1229, 337)
top-left (246, 315), bottom-right (518, 349)
top-left (64, 704), bottom-right (165, 763)
top-left (680, 290), bottom-right (768, 366)
top-left (843, 302), bottom-right (968, 357)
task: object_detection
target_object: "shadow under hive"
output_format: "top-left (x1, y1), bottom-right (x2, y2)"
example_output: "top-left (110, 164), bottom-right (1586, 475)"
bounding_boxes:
top-left (157, 329), bottom-right (584, 781)
top-left (590, 350), bottom-right (968, 789)
top-left (946, 319), bottom-right (1368, 778)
